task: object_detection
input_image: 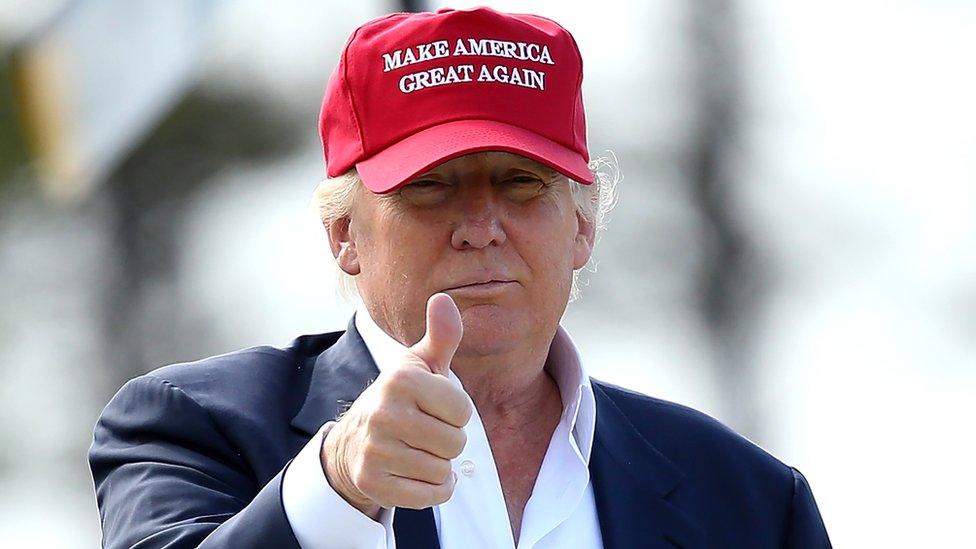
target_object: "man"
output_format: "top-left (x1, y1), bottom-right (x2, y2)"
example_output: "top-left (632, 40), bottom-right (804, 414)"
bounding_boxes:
top-left (89, 7), bottom-right (831, 548)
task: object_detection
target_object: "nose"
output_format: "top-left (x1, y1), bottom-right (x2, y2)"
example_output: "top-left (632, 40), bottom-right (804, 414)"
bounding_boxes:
top-left (450, 184), bottom-right (507, 250)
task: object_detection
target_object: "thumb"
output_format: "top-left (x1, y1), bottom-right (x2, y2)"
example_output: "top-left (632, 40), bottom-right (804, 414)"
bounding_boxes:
top-left (409, 293), bottom-right (463, 376)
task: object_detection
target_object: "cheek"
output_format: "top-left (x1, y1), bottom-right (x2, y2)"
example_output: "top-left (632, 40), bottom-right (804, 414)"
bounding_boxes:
top-left (508, 203), bottom-right (579, 283)
top-left (360, 217), bottom-right (444, 286)
top-left (356, 217), bottom-right (448, 341)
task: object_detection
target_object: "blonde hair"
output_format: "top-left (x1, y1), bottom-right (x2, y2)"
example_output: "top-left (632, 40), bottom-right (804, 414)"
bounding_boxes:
top-left (310, 153), bottom-right (620, 302)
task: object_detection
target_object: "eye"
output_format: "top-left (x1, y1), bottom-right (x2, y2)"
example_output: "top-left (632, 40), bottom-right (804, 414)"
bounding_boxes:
top-left (398, 178), bottom-right (455, 206)
top-left (409, 179), bottom-right (446, 188)
top-left (509, 175), bottom-right (542, 184)
top-left (499, 173), bottom-right (547, 200)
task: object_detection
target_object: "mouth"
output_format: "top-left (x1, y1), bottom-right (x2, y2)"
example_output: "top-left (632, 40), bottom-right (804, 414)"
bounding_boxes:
top-left (443, 279), bottom-right (518, 295)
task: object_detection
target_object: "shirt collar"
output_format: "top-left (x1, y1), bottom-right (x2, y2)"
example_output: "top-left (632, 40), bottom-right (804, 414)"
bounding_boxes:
top-left (354, 303), bottom-right (596, 462)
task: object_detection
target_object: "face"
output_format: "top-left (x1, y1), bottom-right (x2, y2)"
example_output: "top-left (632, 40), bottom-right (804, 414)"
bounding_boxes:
top-left (329, 151), bottom-right (595, 357)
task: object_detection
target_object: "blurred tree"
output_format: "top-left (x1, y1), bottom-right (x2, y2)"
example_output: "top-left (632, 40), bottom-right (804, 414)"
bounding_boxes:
top-left (98, 88), bottom-right (303, 384)
top-left (398, 0), bottom-right (427, 12)
top-left (0, 52), bottom-right (32, 191)
top-left (686, 0), bottom-right (765, 438)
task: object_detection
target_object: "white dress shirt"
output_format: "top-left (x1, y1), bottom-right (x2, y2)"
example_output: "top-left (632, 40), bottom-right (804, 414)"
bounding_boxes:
top-left (282, 305), bottom-right (603, 549)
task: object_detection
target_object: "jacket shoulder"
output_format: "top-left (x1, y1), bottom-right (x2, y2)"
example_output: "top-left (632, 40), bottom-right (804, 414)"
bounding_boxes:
top-left (137, 331), bottom-right (344, 425)
top-left (591, 381), bottom-right (831, 545)
top-left (592, 379), bottom-right (794, 483)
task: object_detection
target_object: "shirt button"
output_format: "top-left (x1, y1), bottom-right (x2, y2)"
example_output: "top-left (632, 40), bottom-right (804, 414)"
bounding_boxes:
top-left (460, 459), bottom-right (476, 477)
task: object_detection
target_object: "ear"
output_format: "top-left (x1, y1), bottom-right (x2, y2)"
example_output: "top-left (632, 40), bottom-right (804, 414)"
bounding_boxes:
top-left (572, 210), bottom-right (596, 270)
top-left (326, 216), bottom-right (361, 276)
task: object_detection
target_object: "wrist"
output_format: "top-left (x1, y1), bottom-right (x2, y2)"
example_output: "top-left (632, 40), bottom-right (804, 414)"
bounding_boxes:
top-left (319, 421), bottom-right (383, 519)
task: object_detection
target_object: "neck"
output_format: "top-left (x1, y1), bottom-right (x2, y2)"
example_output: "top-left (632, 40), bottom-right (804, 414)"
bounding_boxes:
top-left (451, 332), bottom-right (565, 546)
top-left (451, 335), bottom-right (560, 431)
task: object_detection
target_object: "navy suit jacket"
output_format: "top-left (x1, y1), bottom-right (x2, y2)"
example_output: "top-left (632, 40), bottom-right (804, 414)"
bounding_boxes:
top-left (89, 318), bottom-right (831, 548)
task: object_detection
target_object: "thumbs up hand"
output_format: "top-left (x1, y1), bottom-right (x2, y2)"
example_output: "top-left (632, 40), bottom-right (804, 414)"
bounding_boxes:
top-left (408, 292), bottom-right (463, 376)
top-left (321, 294), bottom-right (473, 518)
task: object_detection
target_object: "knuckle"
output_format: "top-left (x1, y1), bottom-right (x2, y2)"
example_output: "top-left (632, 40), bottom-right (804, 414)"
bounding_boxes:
top-left (387, 364), bottom-right (419, 388)
top-left (432, 482), bottom-right (454, 505)
top-left (459, 400), bottom-right (473, 425)
top-left (359, 442), bottom-right (389, 475)
top-left (360, 444), bottom-right (380, 469)
top-left (373, 381), bottom-right (400, 405)
top-left (365, 405), bottom-right (397, 434)
top-left (433, 459), bottom-right (452, 484)
top-left (355, 469), bottom-right (379, 495)
top-left (447, 428), bottom-right (467, 457)
top-left (350, 465), bottom-right (369, 489)
top-left (386, 366), bottom-right (409, 384)
top-left (363, 409), bottom-right (382, 431)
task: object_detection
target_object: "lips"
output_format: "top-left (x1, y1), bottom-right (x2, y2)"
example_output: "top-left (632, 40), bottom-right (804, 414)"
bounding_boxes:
top-left (442, 274), bottom-right (519, 296)
top-left (444, 272), bottom-right (517, 290)
top-left (449, 279), bottom-right (514, 290)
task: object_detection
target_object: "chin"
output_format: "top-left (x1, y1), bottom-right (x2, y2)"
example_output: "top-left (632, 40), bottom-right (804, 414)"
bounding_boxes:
top-left (455, 303), bottom-right (531, 356)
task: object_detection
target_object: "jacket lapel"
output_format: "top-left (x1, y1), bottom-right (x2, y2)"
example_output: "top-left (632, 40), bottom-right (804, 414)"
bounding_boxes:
top-left (590, 382), bottom-right (704, 549)
top-left (290, 316), bottom-right (380, 436)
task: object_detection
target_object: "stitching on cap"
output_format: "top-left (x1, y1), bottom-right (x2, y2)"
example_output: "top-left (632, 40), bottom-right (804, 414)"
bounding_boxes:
top-left (342, 25), bottom-right (368, 157)
top-left (342, 13), bottom-right (415, 156)
top-left (568, 33), bottom-right (585, 153)
top-left (506, 12), bottom-right (585, 147)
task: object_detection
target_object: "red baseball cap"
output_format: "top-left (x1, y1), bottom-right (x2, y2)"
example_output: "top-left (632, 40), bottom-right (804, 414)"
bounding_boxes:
top-left (319, 6), bottom-right (593, 193)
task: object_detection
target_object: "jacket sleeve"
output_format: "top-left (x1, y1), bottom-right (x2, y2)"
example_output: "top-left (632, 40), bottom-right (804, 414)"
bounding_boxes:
top-left (784, 467), bottom-right (832, 549)
top-left (89, 374), bottom-right (301, 548)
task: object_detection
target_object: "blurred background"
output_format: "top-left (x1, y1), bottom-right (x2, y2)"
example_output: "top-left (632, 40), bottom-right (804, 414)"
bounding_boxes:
top-left (1, 0), bottom-right (973, 546)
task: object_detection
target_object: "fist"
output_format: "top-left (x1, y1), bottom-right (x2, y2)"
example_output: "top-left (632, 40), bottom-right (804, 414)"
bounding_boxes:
top-left (320, 293), bottom-right (473, 518)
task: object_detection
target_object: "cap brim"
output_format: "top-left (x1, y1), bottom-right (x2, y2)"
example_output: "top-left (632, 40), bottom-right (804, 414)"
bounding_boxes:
top-left (355, 119), bottom-right (594, 193)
